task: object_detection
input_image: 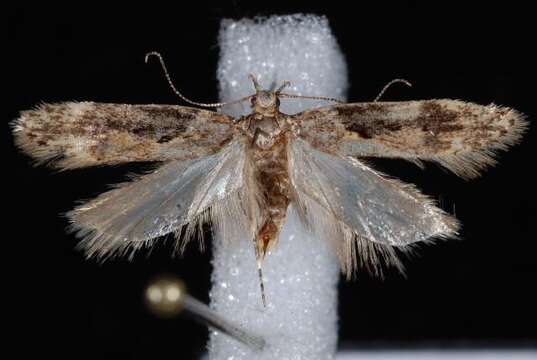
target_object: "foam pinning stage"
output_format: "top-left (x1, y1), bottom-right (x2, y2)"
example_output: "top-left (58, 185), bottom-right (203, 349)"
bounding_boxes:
top-left (208, 14), bottom-right (348, 360)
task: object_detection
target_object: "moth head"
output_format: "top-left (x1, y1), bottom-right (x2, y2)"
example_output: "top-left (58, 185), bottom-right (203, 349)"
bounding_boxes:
top-left (248, 74), bottom-right (290, 114)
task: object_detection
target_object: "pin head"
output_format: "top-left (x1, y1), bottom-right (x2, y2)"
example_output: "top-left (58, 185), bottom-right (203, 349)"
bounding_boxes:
top-left (144, 275), bottom-right (186, 318)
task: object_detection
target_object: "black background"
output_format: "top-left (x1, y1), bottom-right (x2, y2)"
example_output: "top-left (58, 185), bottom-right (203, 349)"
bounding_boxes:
top-left (7, 2), bottom-right (536, 358)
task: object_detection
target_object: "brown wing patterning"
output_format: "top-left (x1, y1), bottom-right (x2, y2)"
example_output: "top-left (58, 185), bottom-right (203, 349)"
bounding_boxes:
top-left (293, 100), bottom-right (527, 178)
top-left (12, 102), bottom-right (236, 169)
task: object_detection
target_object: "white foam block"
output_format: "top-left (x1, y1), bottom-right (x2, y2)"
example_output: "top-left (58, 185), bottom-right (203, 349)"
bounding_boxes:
top-left (335, 350), bottom-right (537, 359)
top-left (208, 14), bottom-right (348, 359)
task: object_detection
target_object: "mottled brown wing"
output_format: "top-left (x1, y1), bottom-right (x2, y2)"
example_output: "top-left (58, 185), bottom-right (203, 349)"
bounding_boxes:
top-left (12, 102), bottom-right (236, 169)
top-left (292, 100), bottom-right (527, 179)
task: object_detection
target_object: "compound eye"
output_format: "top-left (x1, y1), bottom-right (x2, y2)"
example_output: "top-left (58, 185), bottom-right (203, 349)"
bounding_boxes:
top-left (250, 96), bottom-right (257, 106)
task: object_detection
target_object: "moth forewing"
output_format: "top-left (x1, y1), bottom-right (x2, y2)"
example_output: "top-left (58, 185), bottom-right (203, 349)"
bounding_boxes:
top-left (11, 102), bottom-right (237, 170)
top-left (292, 99), bottom-right (527, 179)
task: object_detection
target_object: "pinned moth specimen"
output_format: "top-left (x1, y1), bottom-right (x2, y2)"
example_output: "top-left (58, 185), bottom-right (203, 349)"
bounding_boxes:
top-left (12, 52), bottom-right (527, 305)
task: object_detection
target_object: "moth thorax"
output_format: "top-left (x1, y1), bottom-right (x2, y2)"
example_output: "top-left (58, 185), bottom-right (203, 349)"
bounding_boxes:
top-left (250, 116), bottom-right (283, 149)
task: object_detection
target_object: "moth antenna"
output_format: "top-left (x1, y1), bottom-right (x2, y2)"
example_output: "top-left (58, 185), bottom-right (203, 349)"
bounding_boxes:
top-left (145, 51), bottom-right (251, 108)
top-left (275, 80), bottom-right (291, 94)
top-left (374, 78), bottom-right (412, 102)
top-left (278, 93), bottom-right (344, 103)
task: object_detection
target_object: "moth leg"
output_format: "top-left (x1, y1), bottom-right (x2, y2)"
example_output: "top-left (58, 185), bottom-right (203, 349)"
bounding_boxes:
top-left (253, 198), bottom-right (289, 307)
top-left (251, 233), bottom-right (267, 307)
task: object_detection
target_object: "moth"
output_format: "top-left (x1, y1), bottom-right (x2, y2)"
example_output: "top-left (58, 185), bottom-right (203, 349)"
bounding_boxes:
top-left (12, 52), bottom-right (527, 305)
